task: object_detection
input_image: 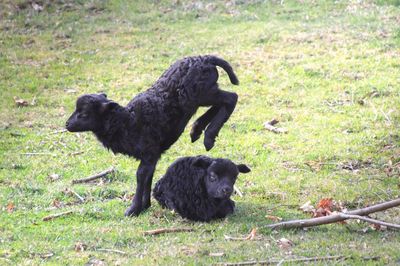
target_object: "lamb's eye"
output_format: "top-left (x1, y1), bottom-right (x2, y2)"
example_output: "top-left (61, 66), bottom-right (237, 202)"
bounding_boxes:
top-left (209, 173), bottom-right (217, 182)
top-left (78, 113), bottom-right (88, 119)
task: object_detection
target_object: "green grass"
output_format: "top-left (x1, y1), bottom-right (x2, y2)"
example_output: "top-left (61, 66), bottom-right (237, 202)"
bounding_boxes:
top-left (1, 0), bottom-right (400, 264)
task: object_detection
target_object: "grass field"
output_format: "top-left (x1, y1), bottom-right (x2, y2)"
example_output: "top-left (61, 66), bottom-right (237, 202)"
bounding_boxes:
top-left (1, 0), bottom-right (400, 265)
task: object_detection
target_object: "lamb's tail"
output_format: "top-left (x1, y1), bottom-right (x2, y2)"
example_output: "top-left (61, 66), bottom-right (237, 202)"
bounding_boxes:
top-left (208, 56), bottom-right (239, 85)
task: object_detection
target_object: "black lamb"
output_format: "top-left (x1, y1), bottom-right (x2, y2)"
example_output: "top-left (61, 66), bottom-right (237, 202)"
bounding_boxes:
top-left (65, 55), bottom-right (239, 216)
top-left (153, 156), bottom-right (251, 222)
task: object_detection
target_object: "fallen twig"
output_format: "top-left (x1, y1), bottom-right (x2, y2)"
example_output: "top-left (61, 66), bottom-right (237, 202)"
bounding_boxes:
top-left (96, 248), bottom-right (126, 255)
top-left (143, 227), bottom-right (193, 236)
top-left (64, 188), bottom-right (85, 203)
top-left (43, 210), bottom-right (74, 221)
top-left (267, 198), bottom-right (400, 230)
top-left (233, 185), bottom-right (243, 197)
top-left (216, 255), bottom-right (379, 265)
top-left (338, 213), bottom-right (400, 230)
top-left (224, 228), bottom-right (257, 241)
top-left (72, 167), bottom-right (115, 184)
top-left (50, 129), bottom-right (67, 134)
top-left (68, 151), bottom-right (84, 156)
top-left (21, 152), bottom-right (55, 156)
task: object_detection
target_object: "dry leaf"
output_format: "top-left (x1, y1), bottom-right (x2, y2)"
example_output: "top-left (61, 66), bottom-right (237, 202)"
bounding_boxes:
top-left (121, 193), bottom-right (134, 202)
top-left (52, 199), bottom-right (63, 208)
top-left (264, 120), bottom-right (288, 134)
top-left (74, 242), bottom-right (87, 252)
top-left (32, 2), bottom-right (44, 11)
top-left (86, 258), bottom-right (105, 266)
top-left (277, 238), bottom-right (294, 249)
top-left (58, 107), bottom-right (66, 116)
top-left (48, 173), bottom-right (60, 181)
top-left (6, 202), bottom-right (15, 213)
top-left (14, 97), bottom-right (29, 107)
top-left (299, 201), bottom-right (315, 213)
top-left (312, 198), bottom-right (346, 218)
top-left (224, 228), bottom-right (258, 241)
top-left (209, 252), bottom-right (224, 257)
top-left (317, 198), bottom-right (333, 210)
top-left (180, 246), bottom-right (197, 256)
top-left (313, 207), bottom-right (331, 218)
top-left (265, 215), bottom-right (282, 222)
top-left (370, 223), bottom-right (387, 231)
top-left (247, 228), bottom-right (257, 240)
top-left (66, 89), bottom-right (77, 94)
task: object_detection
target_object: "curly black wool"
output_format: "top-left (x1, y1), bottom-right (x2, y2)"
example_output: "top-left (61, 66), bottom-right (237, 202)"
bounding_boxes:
top-left (153, 156), bottom-right (250, 222)
top-left (66, 55), bottom-right (239, 216)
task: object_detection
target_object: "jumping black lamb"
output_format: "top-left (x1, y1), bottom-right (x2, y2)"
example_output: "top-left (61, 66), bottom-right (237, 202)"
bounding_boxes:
top-left (153, 156), bottom-right (251, 222)
top-left (65, 55), bottom-right (239, 216)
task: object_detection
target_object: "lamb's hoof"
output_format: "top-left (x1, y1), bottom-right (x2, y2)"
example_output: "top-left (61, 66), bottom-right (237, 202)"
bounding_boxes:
top-left (124, 205), bottom-right (142, 217)
top-left (142, 201), bottom-right (151, 210)
top-left (190, 127), bottom-right (202, 143)
top-left (204, 137), bottom-right (215, 151)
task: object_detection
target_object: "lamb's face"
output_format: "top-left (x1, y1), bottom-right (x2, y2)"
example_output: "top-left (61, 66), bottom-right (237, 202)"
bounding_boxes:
top-left (66, 93), bottom-right (109, 132)
top-left (204, 159), bottom-right (251, 199)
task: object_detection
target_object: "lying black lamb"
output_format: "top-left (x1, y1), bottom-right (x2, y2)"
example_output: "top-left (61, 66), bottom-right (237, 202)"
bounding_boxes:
top-left (153, 156), bottom-right (251, 222)
top-left (66, 55), bottom-right (239, 216)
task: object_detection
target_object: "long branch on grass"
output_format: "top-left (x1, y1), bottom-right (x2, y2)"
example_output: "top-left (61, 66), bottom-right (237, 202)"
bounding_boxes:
top-left (267, 198), bottom-right (400, 230)
top-left (71, 167), bottom-right (115, 184)
top-left (216, 255), bottom-right (380, 266)
top-left (338, 214), bottom-right (400, 229)
top-left (42, 210), bottom-right (74, 221)
top-left (143, 227), bottom-right (194, 236)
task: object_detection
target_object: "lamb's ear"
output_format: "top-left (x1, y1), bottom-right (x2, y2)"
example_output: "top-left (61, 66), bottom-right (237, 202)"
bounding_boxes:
top-left (99, 93), bottom-right (107, 98)
top-left (237, 164), bottom-right (251, 173)
top-left (193, 156), bottom-right (212, 169)
top-left (99, 101), bottom-right (118, 114)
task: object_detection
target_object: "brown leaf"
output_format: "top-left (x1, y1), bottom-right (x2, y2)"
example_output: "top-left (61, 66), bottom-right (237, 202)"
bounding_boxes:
top-left (52, 199), bottom-right (63, 208)
top-left (6, 202), bottom-right (15, 213)
top-left (14, 97), bottom-right (29, 107)
top-left (265, 215), bottom-right (282, 222)
top-left (317, 198), bottom-right (333, 210)
top-left (224, 227), bottom-right (258, 241)
top-left (370, 223), bottom-right (387, 231)
top-left (247, 228), bottom-right (257, 240)
top-left (277, 238), bottom-right (294, 249)
top-left (74, 242), bottom-right (87, 252)
top-left (313, 207), bottom-right (329, 218)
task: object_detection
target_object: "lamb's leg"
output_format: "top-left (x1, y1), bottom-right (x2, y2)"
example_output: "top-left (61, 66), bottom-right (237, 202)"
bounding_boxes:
top-left (203, 91), bottom-right (238, 151)
top-left (125, 160), bottom-right (157, 217)
top-left (190, 106), bottom-right (220, 143)
top-left (141, 161), bottom-right (159, 210)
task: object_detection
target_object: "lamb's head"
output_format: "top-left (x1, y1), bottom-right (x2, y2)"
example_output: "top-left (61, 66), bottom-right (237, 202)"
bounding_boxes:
top-left (66, 93), bottom-right (119, 132)
top-left (193, 157), bottom-right (251, 199)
